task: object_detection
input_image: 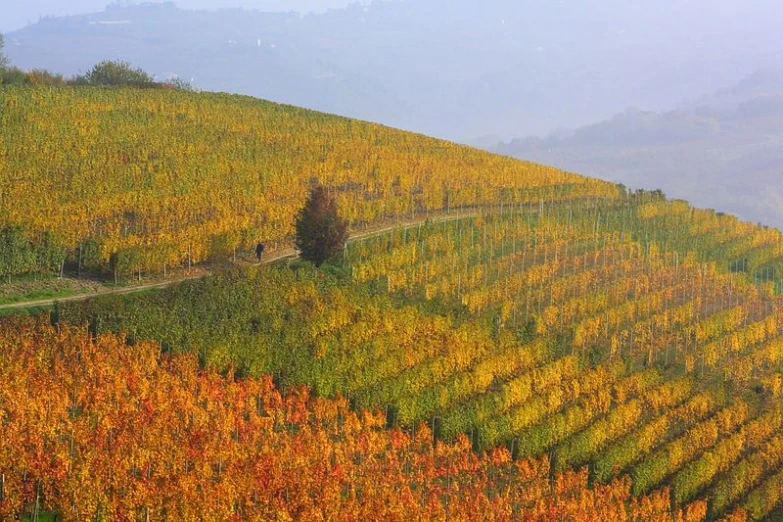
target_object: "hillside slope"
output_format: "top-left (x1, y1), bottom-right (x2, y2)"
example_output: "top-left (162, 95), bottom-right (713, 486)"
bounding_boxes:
top-left (0, 319), bottom-right (707, 521)
top-left (52, 192), bottom-right (783, 521)
top-left (3, 87), bottom-right (783, 520)
top-left (0, 86), bottom-right (613, 282)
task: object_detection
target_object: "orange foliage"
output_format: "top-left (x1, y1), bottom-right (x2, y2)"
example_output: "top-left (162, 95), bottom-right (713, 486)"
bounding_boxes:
top-left (0, 319), bottom-right (700, 521)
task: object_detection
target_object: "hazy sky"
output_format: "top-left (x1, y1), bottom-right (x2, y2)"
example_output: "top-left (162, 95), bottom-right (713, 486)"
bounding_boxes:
top-left (3, 0), bottom-right (355, 32)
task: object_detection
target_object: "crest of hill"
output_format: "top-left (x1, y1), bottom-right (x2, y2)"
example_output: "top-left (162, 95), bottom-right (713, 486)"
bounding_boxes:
top-left (0, 86), bottom-right (615, 281)
top-left (8, 0), bottom-right (782, 140)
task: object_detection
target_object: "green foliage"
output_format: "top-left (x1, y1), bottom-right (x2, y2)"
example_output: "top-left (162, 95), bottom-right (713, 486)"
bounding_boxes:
top-left (75, 238), bottom-right (105, 275)
top-left (516, 318), bottom-right (538, 343)
top-left (36, 231), bottom-right (66, 275)
top-left (73, 60), bottom-right (157, 88)
top-left (0, 54), bottom-right (156, 88)
top-left (0, 226), bottom-right (36, 282)
top-left (208, 231), bottom-right (239, 262)
top-left (0, 67), bottom-right (27, 86)
top-left (165, 76), bottom-right (193, 91)
top-left (0, 66), bottom-right (67, 87)
top-left (0, 226), bottom-right (68, 281)
top-left (295, 186), bottom-right (349, 267)
top-left (109, 247), bottom-right (144, 281)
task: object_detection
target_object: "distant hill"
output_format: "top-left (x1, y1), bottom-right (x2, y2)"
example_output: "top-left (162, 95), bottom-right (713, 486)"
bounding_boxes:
top-left (6, 0), bottom-right (783, 140)
top-left (1, 1), bottom-right (351, 32)
top-left (683, 69), bottom-right (783, 110)
top-left (496, 72), bottom-right (783, 230)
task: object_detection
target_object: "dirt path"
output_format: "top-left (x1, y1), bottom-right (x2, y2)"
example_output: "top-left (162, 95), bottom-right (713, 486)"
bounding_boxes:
top-left (0, 212), bottom-right (477, 313)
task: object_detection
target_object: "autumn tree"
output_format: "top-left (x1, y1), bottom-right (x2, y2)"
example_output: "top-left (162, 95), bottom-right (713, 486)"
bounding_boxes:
top-left (295, 186), bottom-right (348, 266)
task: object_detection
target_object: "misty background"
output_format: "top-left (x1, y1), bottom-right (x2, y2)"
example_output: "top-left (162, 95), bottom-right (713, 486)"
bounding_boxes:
top-left (2, 1), bottom-right (353, 32)
top-left (3, 0), bottom-right (783, 228)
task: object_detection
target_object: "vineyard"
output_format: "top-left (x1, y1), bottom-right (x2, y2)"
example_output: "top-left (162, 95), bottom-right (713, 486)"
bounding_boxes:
top-left (0, 319), bottom-right (712, 521)
top-left (2, 86), bottom-right (783, 520)
top-left (0, 86), bottom-right (613, 281)
top-left (43, 193), bottom-right (783, 520)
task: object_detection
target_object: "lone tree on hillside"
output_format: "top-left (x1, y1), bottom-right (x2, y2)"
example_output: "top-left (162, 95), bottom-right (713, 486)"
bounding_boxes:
top-left (295, 186), bottom-right (349, 267)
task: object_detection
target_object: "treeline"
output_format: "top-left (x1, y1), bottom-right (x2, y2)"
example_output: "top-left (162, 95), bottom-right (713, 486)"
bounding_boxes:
top-left (0, 34), bottom-right (187, 88)
top-left (0, 59), bottom-right (191, 89)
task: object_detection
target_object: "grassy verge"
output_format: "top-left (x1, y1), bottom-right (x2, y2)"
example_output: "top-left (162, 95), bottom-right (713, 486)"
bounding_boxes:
top-left (0, 287), bottom-right (79, 306)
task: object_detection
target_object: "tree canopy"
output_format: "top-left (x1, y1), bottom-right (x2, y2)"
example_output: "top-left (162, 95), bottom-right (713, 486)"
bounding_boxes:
top-left (73, 60), bottom-right (157, 88)
top-left (295, 186), bottom-right (349, 267)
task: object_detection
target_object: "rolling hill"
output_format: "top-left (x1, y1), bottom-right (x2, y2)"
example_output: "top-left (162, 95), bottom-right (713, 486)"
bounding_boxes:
top-left (2, 85), bottom-right (783, 520)
top-left (6, 0), bottom-right (783, 140)
top-left (0, 86), bottom-right (612, 283)
top-left (495, 71), bottom-right (783, 231)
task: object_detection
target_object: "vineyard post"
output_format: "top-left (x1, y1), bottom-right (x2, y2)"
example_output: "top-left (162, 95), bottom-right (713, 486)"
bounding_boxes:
top-left (385, 404), bottom-right (395, 428)
top-left (32, 479), bottom-right (40, 522)
top-left (445, 459), bottom-right (452, 522)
